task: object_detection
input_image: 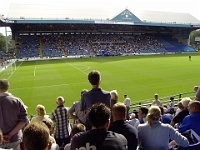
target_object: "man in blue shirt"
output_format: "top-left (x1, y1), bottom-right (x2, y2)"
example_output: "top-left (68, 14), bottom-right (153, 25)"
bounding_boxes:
top-left (179, 101), bottom-right (200, 143)
top-left (80, 70), bottom-right (111, 130)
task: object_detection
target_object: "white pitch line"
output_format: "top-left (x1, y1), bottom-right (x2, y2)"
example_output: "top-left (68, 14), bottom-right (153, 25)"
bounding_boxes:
top-left (7, 61), bottom-right (23, 80)
top-left (68, 63), bottom-right (88, 75)
top-left (34, 66), bottom-right (36, 76)
top-left (10, 82), bottom-right (85, 91)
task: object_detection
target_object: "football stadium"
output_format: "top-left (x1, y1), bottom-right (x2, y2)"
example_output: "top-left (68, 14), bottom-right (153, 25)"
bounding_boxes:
top-left (0, 4), bottom-right (200, 115)
top-left (1, 2), bottom-right (200, 150)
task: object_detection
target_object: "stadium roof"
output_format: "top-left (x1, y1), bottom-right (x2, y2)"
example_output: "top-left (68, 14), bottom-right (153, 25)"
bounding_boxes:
top-left (6, 3), bottom-right (200, 25)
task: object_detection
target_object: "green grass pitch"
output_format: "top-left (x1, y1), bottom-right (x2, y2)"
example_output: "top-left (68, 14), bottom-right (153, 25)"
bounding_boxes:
top-left (1, 53), bottom-right (200, 115)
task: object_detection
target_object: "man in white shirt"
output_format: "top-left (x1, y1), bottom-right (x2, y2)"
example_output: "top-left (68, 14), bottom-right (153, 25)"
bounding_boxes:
top-left (124, 95), bottom-right (131, 120)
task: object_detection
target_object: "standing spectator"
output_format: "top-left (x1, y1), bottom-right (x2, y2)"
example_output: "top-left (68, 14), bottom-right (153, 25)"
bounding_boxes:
top-left (179, 101), bottom-right (200, 143)
top-left (68, 89), bottom-right (88, 125)
top-left (193, 86), bottom-right (199, 93)
top-left (129, 113), bottom-right (140, 128)
top-left (20, 121), bottom-right (52, 150)
top-left (138, 106), bottom-right (189, 150)
top-left (123, 94), bottom-right (131, 120)
top-left (51, 96), bottom-right (70, 148)
top-left (110, 90), bottom-right (118, 122)
top-left (71, 103), bottom-right (128, 150)
top-left (0, 129), bottom-right (3, 144)
top-left (0, 79), bottom-right (28, 150)
top-left (31, 104), bottom-right (49, 122)
top-left (169, 97), bottom-right (175, 115)
top-left (138, 106), bottom-right (149, 124)
top-left (109, 102), bottom-right (138, 150)
top-left (152, 93), bottom-right (162, 106)
top-left (196, 88), bottom-right (200, 101)
top-left (80, 70), bottom-right (111, 130)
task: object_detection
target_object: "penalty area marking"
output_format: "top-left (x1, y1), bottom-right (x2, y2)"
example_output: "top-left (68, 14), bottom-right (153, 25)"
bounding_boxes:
top-left (67, 63), bottom-right (88, 75)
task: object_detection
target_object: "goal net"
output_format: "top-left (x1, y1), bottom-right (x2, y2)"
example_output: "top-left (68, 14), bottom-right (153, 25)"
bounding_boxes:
top-left (0, 59), bottom-right (16, 79)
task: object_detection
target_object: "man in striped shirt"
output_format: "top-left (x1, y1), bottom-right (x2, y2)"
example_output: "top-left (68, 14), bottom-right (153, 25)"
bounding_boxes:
top-left (51, 96), bottom-right (70, 148)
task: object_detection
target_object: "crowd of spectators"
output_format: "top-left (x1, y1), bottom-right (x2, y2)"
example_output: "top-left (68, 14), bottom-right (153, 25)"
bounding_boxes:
top-left (15, 33), bottom-right (165, 58)
top-left (1, 73), bottom-right (200, 150)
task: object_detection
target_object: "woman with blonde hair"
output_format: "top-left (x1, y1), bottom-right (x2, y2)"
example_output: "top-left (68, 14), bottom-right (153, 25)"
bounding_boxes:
top-left (137, 106), bottom-right (189, 150)
top-left (31, 104), bottom-right (49, 122)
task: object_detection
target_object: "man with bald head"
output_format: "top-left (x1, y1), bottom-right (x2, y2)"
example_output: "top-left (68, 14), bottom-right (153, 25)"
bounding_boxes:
top-left (179, 101), bottom-right (200, 143)
top-left (51, 96), bottom-right (70, 148)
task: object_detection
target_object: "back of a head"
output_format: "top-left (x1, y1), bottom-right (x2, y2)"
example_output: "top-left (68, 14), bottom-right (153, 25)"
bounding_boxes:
top-left (88, 103), bottom-right (110, 128)
top-left (56, 96), bottom-right (65, 105)
top-left (71, 123), bottom-right (86, 137)
top-left (196, 88), bottom-right (200, 101)
top-left (147, 106), bottom-right (161, 127)
top-left (110, 90), bottom-right (118, 101)
top-left (22, 122), bottom-right (50, 150)
top-left (0, 79), bottom-right (9, 92)
top-left (139, 106), bottom-right (149, 116)
top-left (181, 97), bottom-right (192, 108)
top-left (88, 70), bottom-right (100, 85)
top-left (154, 94), bottom-right (158, 100)
top-left (112, 102), bottom-right (126, 119)
top-left (36, 104), bottom-right (46, 116)
top-left (81, 89), bottom-right (88, 97)
top-left (189, 101), bottom-right (200, 112)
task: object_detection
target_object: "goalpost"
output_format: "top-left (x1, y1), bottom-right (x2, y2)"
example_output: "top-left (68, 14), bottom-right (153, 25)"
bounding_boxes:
top-left (0, 59), bottom-right (16, 79)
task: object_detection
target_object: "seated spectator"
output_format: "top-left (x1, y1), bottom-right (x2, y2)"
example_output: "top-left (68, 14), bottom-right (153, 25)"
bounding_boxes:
top-left (175, 101), bottom-right (185, 116)
top-left (31, 104), bottom-right (49, 122)
top-left (20, 122), bottom-right (52, 150)
top-left (138, 106), bottom-right (149, 124)
top-left (159, 106), bottom-right (172, 124)
top-left (109, 102), bottom-right (138, 150)
top-left (128, 113), bottom-right (140, 128)
top-left (170, 97), bottom-right (191, 127)
top-left (179, 101), bottom-right (200, 143)
top-left (137, 106), bottom-right (189, 150)
top-left (68, 89), bottom-right (88, 125)
top-left (71, 103), bottom-right (128, 150)
top-left (64, 123), bottom-right (86, 150)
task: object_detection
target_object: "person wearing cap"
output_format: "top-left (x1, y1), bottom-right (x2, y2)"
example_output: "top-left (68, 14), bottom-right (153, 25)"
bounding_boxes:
top-left (51, 96), bottom-right (70, 148)
top-left (68, 89), bottom-right (88, 125)
top-left (152, 93), bottom-right (162, 107)
top-left (0, 79), bottom-right (28, 150)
